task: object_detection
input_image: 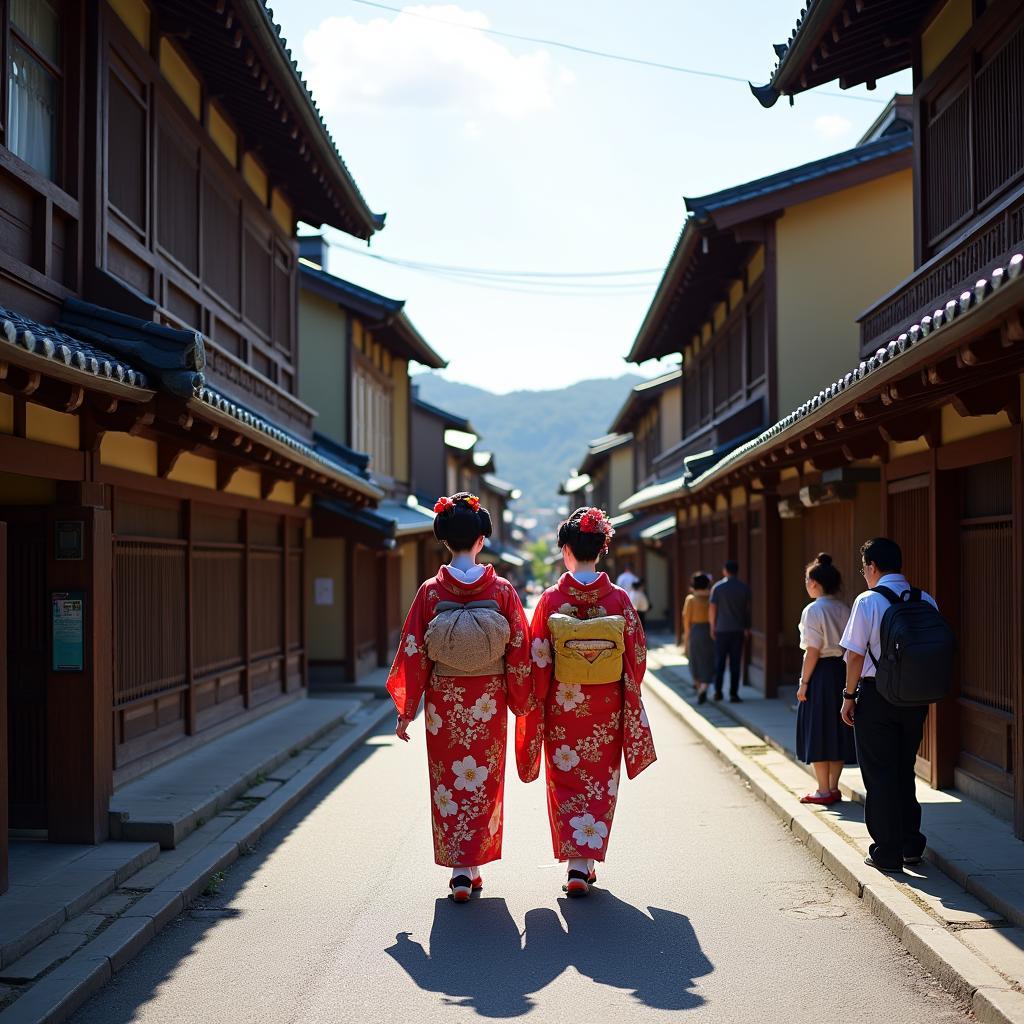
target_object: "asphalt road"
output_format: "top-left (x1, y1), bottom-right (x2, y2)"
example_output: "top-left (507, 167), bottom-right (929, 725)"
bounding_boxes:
top-left (70, 689), bottom-right (971, 1024)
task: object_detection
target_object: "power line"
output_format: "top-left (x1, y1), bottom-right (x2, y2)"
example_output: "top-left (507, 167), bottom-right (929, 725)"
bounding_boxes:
top-left (346, 0), bottom-right (885, 104)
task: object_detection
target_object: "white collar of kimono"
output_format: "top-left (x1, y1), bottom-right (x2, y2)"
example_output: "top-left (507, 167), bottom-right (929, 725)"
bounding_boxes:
top-left (445, 563), bottom-right (486, 583)
top-left (570, 570), bottom-right (601, 585)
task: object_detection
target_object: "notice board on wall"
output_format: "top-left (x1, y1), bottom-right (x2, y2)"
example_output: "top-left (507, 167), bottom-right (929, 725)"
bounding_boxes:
top-left (51, 592), bottom-right (85, 672)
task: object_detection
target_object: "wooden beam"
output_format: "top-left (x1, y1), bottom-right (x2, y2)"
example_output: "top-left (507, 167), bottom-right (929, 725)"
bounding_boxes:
top-left (950, 377), bottom-right (1021, 423)
top-left (157, 440), bottom-right (188, 479)
top-left (217, 459), bottom-right (244, 491)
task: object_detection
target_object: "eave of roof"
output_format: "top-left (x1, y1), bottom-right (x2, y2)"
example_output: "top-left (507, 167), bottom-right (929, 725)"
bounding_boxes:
top-left (299, 265), bottom-right (446, 369)
top-left (412, 395), bottom-right (474, 433)
top-left (579, 432), bottom-right (633, 477)
top-left (629, 134), bottom-right (912, 365)
top-left (684, 132), bottom-right (912, 228)
top-left (609, 369), bottom-right (682, 433)
top-left (157, 0), bottom-right (384, 239)
top-left (559, 473), bottom-right (591, 496)
top-left (749, 0), bottom-right (926, 109)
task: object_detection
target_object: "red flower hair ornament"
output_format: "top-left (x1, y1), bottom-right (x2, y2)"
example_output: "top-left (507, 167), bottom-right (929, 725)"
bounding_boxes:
top-left (578, 507), bottom-right (615, 540)
top-left (433, 494), bottom-right (482, 515)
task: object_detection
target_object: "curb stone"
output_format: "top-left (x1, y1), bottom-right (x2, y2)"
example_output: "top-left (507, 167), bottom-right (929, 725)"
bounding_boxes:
top-left (0, 699), bottom-right (394, 1024)
top-left (645, 671), bottom-right (1024, 1024)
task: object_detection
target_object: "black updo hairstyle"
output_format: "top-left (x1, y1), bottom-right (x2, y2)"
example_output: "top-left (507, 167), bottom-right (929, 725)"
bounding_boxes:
top-left (433, 492), bottom-right (492, 552)
top-left (692, 573), bottom-right (711, 590)
top-left (557, 507), bottom-right (608, 563)
top-left (806, 552), bottom-right (842, 595)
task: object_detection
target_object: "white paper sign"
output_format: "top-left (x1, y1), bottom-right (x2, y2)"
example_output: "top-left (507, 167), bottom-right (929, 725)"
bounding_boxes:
top-left (314, 577), bottom-right (334, 606)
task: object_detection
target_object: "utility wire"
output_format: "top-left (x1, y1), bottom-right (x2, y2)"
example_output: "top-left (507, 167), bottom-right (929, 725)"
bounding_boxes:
top-left (322, 237), bottom-right (657, 296)
top-left (346, 0), bottom-right (885, 104)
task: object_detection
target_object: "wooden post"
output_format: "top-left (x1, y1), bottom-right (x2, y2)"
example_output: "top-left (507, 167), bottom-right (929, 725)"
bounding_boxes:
top-left (282, 513), bottom-right (290, 694)
top-left (344, 536), bottom-right (356, 682)
top-left (243, 509), bottom-right (252, 707)
top-left (1014, 424), bottom-right (1024, 839)
top-left (931, 452), bottom-right (958, 790)
top-left (0, 521), bottom-right (7, 892)
top-left (48, 507), bottom-right (112, 844)
top-left (762, 493), bottom-right (782, 699)
top-left (185, 500), bottom-right (196, 734)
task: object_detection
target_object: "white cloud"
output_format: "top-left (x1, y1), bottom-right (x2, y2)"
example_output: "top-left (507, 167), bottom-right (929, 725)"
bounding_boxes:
top-left (302, 6), bottom-right (565, 119)
top-left (812, 114), bottom-right (854, 140)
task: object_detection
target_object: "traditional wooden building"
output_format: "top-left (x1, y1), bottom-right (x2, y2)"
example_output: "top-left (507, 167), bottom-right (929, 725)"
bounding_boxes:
top-left (736, 0), bottom-right (1024, 836)
top-left (622, 111), bottom-right (914, 676)
top-left (0, 0), bottom-right (387, 892)
top-left (296, 237), bottom-right (446, 682)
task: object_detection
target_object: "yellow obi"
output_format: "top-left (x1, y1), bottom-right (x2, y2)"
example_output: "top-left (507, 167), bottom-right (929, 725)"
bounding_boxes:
top-left (548, 613), bottom-right (626, 685)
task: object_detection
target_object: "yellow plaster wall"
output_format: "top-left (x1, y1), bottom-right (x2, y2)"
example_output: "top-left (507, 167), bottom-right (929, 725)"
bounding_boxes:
top-left (392, 357), bottom-right (410, 483)
top-left (0, 471), bottom-right (56, 504)
top-left (400, 539), bottom-right (419, 609)
top-left (775, 168), bottom-right (913, 417)
top-left (922, 0), bottom-right (972, 79)
top-left (25, 404), bottom-right (79, 449)
top-left (267, 480), bottom-right (295, 505)
top-left (108, 0), bottom-right (150, 48)
top-left (609, 445), bottom-right (634, 512)
top-left (168, 451), bottom-right (216, 489)
top-left (297, 290), bottom-right (347, 443)
top-left (225, 468), bottom-right (261, 499)
top-left (780, 466), bottom-right (800, 481)
top-left (159, 38), bottom-right (200, 119)
top-left (307, 537), bottom-right (347, 661)
top-left (730, 486), bottom-right (747, 507)
top-left (242, 153), bottom-right (269, 205)
top-left (645, 548), bottom-right (670, 621)
top-left (729, 279), bottom-right (744, 308)
top-left (889, 438), bottom-right (930, 460)
top-left (100, 432), bottom-right (157, 475)
top-left (713, 303), bottom-right (726, 330)
top-left (660, 383), bottom-right (682, 452)
top-left (0, 393), bottom-right (13, 433)
top-left (941, 403), bottom-right (1011, 443)
top-left (271, 189), bottom-right (293, 235)
top-left (207, 103), bottom-right (237, 166)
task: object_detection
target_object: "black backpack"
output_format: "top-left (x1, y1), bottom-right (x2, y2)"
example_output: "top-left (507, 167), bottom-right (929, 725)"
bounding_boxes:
top-left (868, 586), bottom-right (955, 707)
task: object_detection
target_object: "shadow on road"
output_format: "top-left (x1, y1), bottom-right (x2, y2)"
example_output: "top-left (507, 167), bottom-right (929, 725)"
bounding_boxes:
top-left (386, 889), bottom-right (712, 1017)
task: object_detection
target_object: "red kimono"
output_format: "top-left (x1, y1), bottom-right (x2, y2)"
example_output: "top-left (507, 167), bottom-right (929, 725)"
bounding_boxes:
top-left (387, 564), bottom-right (534, 867)
top-left (517, 573), bottom-right (656, 862)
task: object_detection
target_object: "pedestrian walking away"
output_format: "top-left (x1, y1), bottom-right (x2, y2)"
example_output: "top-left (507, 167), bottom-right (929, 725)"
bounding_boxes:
top-left (615, 564), bottom-right (639, 591)
top-left (628, 576), bottom-right (650, 627)
top-left (387, 492), bottom-right (535, 902)
top-left (795, 553), bottom-right (856, 805)
top-left (517, 506), bottom-right (656, 898)
top-left (839, 537), bottom-right (943, 874)
top-left (709, 559), bottom-right (751, 702)
top-left (682, 573), bottom-right (714, 704)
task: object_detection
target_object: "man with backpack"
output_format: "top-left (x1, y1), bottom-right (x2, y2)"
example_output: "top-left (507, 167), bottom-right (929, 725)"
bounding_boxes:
top-left (839, 538), bottom-right (954, 874)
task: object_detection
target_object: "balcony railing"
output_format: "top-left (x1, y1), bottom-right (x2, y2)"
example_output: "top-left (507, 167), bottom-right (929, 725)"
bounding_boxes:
top-left (859, 183), bottom-right (1024, 357)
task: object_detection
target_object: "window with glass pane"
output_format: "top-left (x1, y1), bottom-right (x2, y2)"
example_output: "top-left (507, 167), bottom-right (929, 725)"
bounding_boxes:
top-left (7, 0), bottom-right (62, 180)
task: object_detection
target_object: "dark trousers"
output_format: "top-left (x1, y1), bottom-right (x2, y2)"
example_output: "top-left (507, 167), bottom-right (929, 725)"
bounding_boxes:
top-left (713, 631), bottom-right (744, 698)
top-left (853, 680), bottom-right (928, 867)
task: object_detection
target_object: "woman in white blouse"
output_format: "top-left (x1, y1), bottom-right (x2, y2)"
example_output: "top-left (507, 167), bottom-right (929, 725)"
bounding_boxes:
top-left (796, 553), bottom-right (857, 805)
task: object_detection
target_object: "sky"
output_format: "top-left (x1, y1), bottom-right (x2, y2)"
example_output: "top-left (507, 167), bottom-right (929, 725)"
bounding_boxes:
top-left (273, 1), bottom-right (911, 393)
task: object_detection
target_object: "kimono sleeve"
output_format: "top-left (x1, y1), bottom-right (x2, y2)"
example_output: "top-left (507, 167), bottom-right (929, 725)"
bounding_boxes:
top-left (386, 583), bottom-right (434, 719)
top-left (621, 597), bottom-right (657, 780)
top-left (514, 590), bottom-right (553, 784)
top-left (501, 584), bottom-right (536, 718)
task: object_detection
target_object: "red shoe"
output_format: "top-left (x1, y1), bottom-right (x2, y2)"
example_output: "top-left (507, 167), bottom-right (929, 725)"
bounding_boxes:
top-left (449, 875), bottom-right (473, 902)
top-left (800, 791), bottom-right (840, 805)
top-left (563, 869), bottom-right (590, 897)
top-left (471, 873), bottom-right (483, 891)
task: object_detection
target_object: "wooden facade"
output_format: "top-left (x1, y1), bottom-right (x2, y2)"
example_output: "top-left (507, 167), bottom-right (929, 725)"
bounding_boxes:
top-left (663, 0), bottom-right (1024, 837)
top-left (0, 0), bottom-right (385, 893)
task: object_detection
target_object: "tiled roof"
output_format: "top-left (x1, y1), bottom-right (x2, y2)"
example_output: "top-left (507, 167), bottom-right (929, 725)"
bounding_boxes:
top-left (689, 250), bottom-right (1024, 490)
top-left (412, 395), bottom-right (475, 433)
top-left (192, 384), bottom-right (383, 499)
top-left (684, 133), bottom-right (912, 221)
top-left (0, 306), bottom-right (152, 390)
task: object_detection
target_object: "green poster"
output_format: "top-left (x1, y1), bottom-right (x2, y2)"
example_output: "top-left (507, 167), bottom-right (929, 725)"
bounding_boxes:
top-left (52, 592), bottom-right (85, 672)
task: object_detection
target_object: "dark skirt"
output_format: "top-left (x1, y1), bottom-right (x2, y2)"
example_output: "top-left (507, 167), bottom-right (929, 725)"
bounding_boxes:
top-left (687, 622), bottom-right (715, 684)
top-left (796, 656), bottom-right (857, 764)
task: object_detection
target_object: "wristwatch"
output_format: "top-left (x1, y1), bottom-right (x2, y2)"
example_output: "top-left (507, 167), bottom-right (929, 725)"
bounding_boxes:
top-left (842, 689), bottom-right (858, 701)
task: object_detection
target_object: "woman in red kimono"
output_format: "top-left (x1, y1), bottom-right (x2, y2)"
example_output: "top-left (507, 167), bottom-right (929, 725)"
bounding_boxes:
top-left (518, 507), bottom-right (656, 897)
top-left (388, 492), bottom-right (534, 902)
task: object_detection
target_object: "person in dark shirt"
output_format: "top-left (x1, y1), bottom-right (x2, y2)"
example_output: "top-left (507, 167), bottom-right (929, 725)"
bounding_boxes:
top-left (709, 560), bottom-right (751, 703)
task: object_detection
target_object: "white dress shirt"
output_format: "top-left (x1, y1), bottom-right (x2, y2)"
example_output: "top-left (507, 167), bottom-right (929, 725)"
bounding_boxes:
top-left (615, 570), bottom-right (638, 590)
top-left (840, 573), bottom-right (937, 679)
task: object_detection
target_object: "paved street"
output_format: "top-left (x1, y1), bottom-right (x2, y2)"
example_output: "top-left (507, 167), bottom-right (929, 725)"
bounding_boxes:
top-left (69, 690), bottom-right (971, 1024)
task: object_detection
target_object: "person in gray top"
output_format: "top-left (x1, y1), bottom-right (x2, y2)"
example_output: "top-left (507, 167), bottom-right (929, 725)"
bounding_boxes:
top-left (709, 560), bottom-right (751, 703)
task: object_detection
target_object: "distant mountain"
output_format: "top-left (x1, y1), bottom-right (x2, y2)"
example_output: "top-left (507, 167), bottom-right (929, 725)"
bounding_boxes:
top-left (414, 373), bottom-right (644, 516)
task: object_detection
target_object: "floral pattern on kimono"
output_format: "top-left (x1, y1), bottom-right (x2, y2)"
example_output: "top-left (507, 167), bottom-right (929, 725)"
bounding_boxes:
top-left (387, 563), bottom-right (535, 866)
top-left (516, 572), bottom-right (655, 862)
